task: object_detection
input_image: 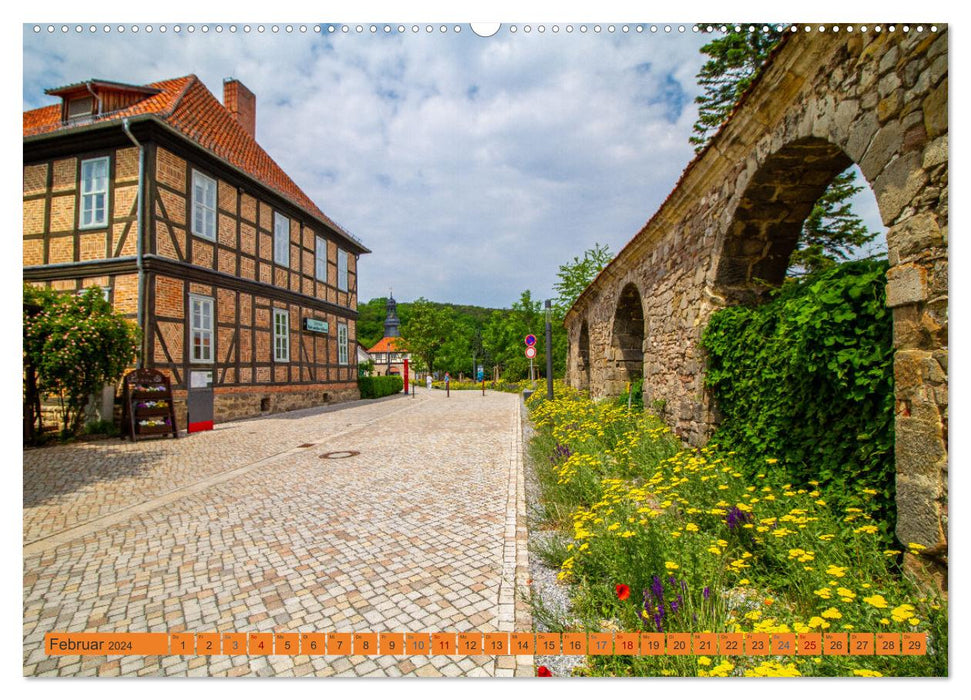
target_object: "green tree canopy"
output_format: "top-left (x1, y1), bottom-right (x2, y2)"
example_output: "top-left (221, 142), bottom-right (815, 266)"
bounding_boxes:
top-left (690, 25), bottom-right (784, 152)
top-left (553, 242), bottom-right (612, 313)
top-left (787, 170), bottom-right (879, 275)
top-left (401, 297), bottom-right (453, 375)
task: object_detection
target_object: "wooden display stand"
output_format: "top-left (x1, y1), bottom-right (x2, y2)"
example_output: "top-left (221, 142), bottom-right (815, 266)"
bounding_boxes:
top-left (121, 368), bottom-right (179, 441)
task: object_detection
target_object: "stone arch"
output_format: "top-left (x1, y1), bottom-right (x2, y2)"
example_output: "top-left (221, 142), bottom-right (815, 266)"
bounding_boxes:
top-left (608, 283), bottom-right (645, 394)
top-left (714, 136), bottom-right (853, 303)
top-left (712, 126), bottom-right (947, 552)
top-left (577, 320), bottom-right (591, 393)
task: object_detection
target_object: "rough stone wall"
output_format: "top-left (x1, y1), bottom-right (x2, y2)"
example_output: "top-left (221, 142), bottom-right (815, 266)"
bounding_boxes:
top-left (565, 27), bottom-right (948, 550)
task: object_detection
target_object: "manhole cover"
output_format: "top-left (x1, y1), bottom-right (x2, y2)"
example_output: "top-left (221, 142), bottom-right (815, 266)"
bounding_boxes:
top-left (320, 450), bottom-right (360, 460)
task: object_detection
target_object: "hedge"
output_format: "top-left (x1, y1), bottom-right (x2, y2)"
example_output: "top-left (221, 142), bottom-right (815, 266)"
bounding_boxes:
top-left (358, 375), bottom-right (404, 399)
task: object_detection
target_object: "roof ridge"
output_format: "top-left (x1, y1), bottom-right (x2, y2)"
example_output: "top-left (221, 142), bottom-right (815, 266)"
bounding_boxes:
top-left (160, 74), bottom-right (198, 119)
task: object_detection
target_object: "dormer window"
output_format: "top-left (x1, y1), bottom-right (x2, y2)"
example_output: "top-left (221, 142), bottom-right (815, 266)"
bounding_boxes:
top-left (45, 79), bottom-right (162, 127)
top-left (67, 96), bottom-right (96, 121)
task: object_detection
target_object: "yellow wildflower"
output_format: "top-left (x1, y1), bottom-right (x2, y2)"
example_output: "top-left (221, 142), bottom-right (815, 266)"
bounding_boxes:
top-left (891, 604), bottom-right (916, 623)
top-left (852, 669), bottom-right (882, 677)
top-left (808, 617), bottom-right (830, 630)
top-left (821, 607), bottom-right (842, 620)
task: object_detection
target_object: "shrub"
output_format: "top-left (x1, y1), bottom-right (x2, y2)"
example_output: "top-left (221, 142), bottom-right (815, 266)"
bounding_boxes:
top-left (358, 375), bottom-right (403, 399)
top-left (24, 284), bottom-right (140, 437)
top-left (700, 260), bottom-right (895, 530)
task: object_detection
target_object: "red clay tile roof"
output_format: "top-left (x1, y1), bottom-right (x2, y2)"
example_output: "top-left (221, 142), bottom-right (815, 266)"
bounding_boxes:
top-left (24, 75), bottom-right (366, 252)
top-left (367, 337), bottom-right (407, 354)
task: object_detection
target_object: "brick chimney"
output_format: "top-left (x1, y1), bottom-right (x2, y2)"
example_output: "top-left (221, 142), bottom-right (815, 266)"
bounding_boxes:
top-left (223, 78), bottom-right (256, 138)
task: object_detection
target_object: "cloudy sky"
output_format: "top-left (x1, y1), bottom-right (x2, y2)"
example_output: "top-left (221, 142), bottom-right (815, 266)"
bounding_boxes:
top-left (22, 22), bottom-right (884, 308)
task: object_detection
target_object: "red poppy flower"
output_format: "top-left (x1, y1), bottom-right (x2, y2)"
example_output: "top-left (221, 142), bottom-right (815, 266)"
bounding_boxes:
top-left (616, 584), bottom-right (631, 601)
top-left (537, 665), bottom-right (553, 677)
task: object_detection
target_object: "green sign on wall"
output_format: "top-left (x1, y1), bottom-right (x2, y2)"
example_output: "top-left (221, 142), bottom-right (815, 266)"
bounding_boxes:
top-left (303, 318), bottom-right (329, 334)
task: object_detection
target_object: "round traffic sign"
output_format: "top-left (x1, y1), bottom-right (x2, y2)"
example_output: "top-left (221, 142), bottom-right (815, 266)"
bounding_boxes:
top-left (524, 334), bottom-right (537, 346)
top-left (525, 346), bottom-right (537, 359)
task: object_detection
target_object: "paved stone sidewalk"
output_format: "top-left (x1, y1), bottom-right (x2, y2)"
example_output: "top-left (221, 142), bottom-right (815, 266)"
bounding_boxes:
top-left (23, 391), bottom-right (532, 677)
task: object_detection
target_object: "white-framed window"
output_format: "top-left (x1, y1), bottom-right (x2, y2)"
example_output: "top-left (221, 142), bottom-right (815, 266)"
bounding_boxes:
top-left (315, 236), bottom-right (328, 283)
top-left (191, 170), bottom-right (217, 240)
top-left (189, 294), bottom-right (214, 363)
top-left (274, 212), bottom-right (290, 267)
top-left (77, 287), bottom-right (111, 302)
top-left (337, 248), bottom-right (349, 292)
top-left (338, 323), bottom-right (349, 365)
top-left (80, 157), bottom-right (109, 228)
top-left (273, 308), bottom-right (290, 362)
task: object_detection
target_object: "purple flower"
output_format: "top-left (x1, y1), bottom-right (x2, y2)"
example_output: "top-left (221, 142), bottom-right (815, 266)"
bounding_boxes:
top-left (549, 443), bottom-right (573, 465)
top-left (651, 576), bottom-right (664, 602)
top-left (703, 586), bottom-right (710, 601)
top-left (670, 600), bottom-right (679, 614)
top-left (726, 506), bottom-right (753, 531)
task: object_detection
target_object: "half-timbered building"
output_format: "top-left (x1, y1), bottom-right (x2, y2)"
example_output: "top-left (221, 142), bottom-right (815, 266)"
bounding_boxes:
top-left (23, 75), bottom-right (370, 426)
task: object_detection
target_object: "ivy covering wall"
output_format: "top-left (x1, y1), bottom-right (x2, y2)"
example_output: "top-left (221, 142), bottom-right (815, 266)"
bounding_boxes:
top-left (701, 260), bottom-right (896, 532)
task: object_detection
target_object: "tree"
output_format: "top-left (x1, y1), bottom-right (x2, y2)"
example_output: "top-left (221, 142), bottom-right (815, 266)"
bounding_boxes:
top-left (690, 25), bottom-right (784, 152)
top-left (401, 297), bottom-right (453, 375)
top-left (690, 25), bottom-right (878, 273)
top-left (24, 285), bottom-right (140, 436)
top-left (553, 242), bottom-right (613, 313)
top-left (787, 170), bottom-right (879, 275)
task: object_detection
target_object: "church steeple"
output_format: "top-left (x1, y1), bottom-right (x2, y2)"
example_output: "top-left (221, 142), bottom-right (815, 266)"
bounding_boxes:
top-left (384, 292), bottom-right (400, 338)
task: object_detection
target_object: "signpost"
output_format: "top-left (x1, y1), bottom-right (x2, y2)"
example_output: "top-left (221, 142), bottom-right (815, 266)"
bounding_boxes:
top-left (525, 335), bottom-right (538, 384)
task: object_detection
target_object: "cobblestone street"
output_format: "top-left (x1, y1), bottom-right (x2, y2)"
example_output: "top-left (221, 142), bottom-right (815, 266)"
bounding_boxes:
top-left (23, 391), bottom-right (532, 677)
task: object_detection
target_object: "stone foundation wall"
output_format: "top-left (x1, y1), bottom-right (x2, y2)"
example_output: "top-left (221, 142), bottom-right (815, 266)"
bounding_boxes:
top-left (124, 382), bottom-right (361, 432)
top-left (212, 383), bottom-right (360, 423)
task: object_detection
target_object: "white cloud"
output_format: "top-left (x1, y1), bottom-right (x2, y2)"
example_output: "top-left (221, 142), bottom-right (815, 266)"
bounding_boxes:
top-left (22, 26), bottom-right (718, 307)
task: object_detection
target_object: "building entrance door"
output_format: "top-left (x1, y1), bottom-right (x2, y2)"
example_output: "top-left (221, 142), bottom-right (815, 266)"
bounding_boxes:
top-left (187, 369), bottom-right (214, 432)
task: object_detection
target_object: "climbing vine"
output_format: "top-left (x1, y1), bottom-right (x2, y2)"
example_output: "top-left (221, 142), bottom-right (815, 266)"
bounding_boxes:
top-left (701, 260), bottom-right (896, 532)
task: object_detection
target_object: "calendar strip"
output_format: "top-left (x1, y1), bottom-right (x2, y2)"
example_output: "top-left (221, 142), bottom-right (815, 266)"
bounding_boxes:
top-left (44, 631), bottom-right (926, 657)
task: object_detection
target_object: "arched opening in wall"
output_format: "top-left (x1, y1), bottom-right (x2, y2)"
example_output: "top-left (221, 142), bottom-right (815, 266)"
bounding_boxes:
top-left (709, 135), bottom-right (899, 533)
top-left (611, 283), bottom-right (645, 389)
top-left (578, 321), bottom-right (591, 392)
top-left (715, 138), bottom-right (885, 303)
